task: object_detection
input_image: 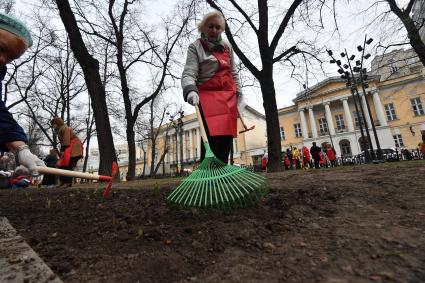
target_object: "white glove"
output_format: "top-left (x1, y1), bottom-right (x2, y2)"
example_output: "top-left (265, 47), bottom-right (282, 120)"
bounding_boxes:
top-left (187, 91), bottom-right (199, 106)
top-left (237, 93), bottom-right (247, 114)
top-left (17, 147), bottom-right (45, 175)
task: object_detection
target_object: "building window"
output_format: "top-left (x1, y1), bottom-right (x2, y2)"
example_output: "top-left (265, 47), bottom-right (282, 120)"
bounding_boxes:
top-left (280, 127), bottom-right (285, 140)
top-left (293, 123), bottom-right (302, 138)
top-left (384, 103), bottom-right (397, 121)
top-left (318, 118), bottom-right (328, 135)
top-left (339, 139), bottom-right (352, 157)
top-left (411, 97), bottom-right (425, 116)
top-left (388, 58), bottom-right (398, 74)
top-left (335, 114), bottom-right (345, 131)
top-left (393, 134), bottom-right (404, 148)
top-left (353, 111), bottom-right (364, 128)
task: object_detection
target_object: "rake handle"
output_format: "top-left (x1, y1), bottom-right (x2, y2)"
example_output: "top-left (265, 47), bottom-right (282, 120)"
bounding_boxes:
top-left (35, 166), bottom-right (111, 182)
top-left (195, 105), bottom-right (209, 143)
top-left (238, 114), bottom-right (249, 130)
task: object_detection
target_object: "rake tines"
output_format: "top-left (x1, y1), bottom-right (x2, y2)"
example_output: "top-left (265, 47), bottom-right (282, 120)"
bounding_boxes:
top-left (167, 106), bottom-right (268, 209)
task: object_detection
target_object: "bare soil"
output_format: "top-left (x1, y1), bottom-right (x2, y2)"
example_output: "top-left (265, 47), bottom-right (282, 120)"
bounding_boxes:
top-left (1, 161), bottom-right (425, 283)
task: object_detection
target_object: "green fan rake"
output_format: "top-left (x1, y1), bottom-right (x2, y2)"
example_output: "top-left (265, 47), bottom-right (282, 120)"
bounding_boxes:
top-left (167, 106), bottom-right (268, 209)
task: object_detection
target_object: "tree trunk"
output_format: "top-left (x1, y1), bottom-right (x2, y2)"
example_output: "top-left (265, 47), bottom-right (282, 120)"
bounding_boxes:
top-left (126, 125), bottom-right (136, 180)
top-left (402, 16), bottom-right (425, 66)
top-left (385, 0), bottom-right (425, 66)
top-left (260, 75), bottom-right (282, 172)
top-left (153, 150), bottom-right (167, 176)
top-left (55, 0), bottom-right (117, 175)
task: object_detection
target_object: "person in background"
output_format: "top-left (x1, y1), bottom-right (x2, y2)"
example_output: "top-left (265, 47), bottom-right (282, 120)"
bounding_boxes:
top-left (286, 148), bottom-right (293, 169)
top-left (293, 147), bottom-right (300, 169)
top-left (50, 117), bottom-right (83, 188)
top-left (419, 131), bottom-right (425, 158)
top-left (261, 153), bottom-right (268, 171)
top-left (40, 148), bottom-right (59, 187)
top-left (181, 10), bottom-right (242, 164)
top-left (326, 144), bottom-right (337, 167)
top-left (310, 142), bottom-right (321, 169)
top-left (0, 12), bottom-right (45, 174)
top-left (302, 146), bottom-right (311, 169)
top-left (283, 153), bottom-right (291, 170)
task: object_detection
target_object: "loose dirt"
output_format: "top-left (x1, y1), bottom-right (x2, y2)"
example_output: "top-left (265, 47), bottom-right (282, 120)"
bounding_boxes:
top-left (1, 161), bottom-right (425, 282)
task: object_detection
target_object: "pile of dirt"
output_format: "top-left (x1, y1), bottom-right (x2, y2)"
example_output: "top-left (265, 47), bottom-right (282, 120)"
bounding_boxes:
top-left (1, 161), bottom-right (425, 282)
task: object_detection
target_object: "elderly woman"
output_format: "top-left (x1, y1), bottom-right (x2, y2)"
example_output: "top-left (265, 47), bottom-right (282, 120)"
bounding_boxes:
top-left (50, 117), bottom-right (83, 188)
top-left (181, 10), bottom-right (242, 163)
top-left (0, 12), bottom-right (44, 173)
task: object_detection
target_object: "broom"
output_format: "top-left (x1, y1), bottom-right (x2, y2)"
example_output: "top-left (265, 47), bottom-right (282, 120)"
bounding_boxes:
top-left (167, 105), bottom-right (268, 209)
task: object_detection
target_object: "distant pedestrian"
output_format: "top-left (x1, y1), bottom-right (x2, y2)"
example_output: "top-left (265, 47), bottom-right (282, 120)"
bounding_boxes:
top-left (261, 153), bottom-right (268, 171)
top-left (310, 142), bottom-right (321, 169)
top-left (293, 147), bottom-right (301, 169)
top-left (302, 146), bottom-right (311, 169)
top-left (283, 154), bottom-right (290, 170)
top-left (326, 144), bottom-right (337, 167)
top-left (286, 148), bottom-right (293, 169)
top-left (419, 131), bottom-right (425, 158)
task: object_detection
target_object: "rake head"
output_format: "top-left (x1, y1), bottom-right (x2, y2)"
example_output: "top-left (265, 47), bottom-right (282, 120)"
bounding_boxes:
top-left (167, 145), bottom-right (268, 209)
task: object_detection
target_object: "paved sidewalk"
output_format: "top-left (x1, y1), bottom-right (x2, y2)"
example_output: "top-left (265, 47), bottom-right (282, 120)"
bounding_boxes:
top-left (0, 217), bottom-right (62, 283)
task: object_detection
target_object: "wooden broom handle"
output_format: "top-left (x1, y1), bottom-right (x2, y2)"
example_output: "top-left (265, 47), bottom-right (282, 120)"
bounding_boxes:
top-left (195, 105), bottom-right (209, 143)
top-left (35, 166), bottom-right (110, 181)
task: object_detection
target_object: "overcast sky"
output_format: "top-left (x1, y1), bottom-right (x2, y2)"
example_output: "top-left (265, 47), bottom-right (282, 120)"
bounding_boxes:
top-left (14, 0), bottom-right (408, 114)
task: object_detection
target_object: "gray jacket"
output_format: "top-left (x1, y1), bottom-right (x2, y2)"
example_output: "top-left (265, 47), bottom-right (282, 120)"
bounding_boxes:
top-left (181, 39), bottom-right (242, 101)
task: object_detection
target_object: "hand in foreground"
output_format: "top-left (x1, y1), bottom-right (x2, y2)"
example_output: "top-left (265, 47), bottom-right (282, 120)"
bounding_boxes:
top-left (17, 146), bottom-right (46, 175)
top-left (187, 91), bottom-right (199, 106)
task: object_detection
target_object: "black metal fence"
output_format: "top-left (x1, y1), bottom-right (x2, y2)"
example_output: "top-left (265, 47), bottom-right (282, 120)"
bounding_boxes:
top-left (339, 148), bottom-right (424, 165)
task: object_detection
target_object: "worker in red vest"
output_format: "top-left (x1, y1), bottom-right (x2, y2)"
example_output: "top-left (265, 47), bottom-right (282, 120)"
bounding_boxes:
top-left (326, 143), bottom-right (337, 167)
top-left (302, 146), bottom-right (311, 169)
top-left (181, 11), bottom-right (242, 164)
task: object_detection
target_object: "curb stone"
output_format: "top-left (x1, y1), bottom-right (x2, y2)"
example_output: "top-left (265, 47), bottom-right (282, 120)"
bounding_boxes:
top-left (0, 217), bottom-right (62, 283)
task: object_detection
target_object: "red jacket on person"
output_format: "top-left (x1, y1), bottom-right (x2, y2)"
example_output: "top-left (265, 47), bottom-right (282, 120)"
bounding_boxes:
top-left (326, 147), bottom-right (336, 161)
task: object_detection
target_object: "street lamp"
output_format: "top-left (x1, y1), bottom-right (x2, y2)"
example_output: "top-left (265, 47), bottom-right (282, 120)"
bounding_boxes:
top-left (354, 35), bottom-right (383, 160)
top-left (327, 45), bottom-right (375, 163)
top-left (166, 110), bottom-right (184, 176)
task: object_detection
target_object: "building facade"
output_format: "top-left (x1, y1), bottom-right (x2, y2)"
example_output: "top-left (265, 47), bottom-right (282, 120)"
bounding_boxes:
top-left (279, 48), bottom-right (425, 157)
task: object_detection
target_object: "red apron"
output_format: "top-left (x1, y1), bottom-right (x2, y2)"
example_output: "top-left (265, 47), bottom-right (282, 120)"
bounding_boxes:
top-left (57, 138), bottom-right (83, 167)
top-left (198, 41), bottom-right (238, 137)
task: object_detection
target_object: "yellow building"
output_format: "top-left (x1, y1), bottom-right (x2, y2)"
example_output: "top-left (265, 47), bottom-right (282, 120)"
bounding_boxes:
top-left (93, 48), bottom-right (424, 177)
top-left (278, 48), bottom-right (425, 157)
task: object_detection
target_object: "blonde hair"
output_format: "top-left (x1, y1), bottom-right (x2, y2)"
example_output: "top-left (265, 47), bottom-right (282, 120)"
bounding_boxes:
top-left (197, 10), bottom-right (225, 33)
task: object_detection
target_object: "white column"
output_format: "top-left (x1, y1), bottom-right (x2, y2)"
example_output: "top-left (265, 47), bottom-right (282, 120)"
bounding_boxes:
top-left (361, 94), bottom-right (372, 129)
top-left (169, 135), bottom-right (174, 162)
top-left (341, 98), bottom-right (355, 132)
top-left (308, 106), bottom-right (318, 139)
top-left (182, 130), bottom-right (186, 162)
top-left (324, 102), bottom-right (335, 135)
top-left (233, 139), bottom-right (237, 155)
top-left (196, 127), bottom-right (201, 160)
top-left (372, 91), bottom-right (388, 126)
top-left (189, 129), bottom-right (193, 160)
top-left (299, 108), bottom-right (309, 138)
top-left (164, 135), bottom-right (169, 162)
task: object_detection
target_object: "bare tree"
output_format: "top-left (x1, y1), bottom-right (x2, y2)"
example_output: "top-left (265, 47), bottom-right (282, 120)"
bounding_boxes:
top-left (383, 0), bottom-right (425, 65)
top-left (0, 0), bottom-right (14, 13)
top-left (205, 0), bottom-right (325, 171)
top-left (73, 0), bottom-right (194, 180)
top-left (54, 0), bottom-right (118, 175)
